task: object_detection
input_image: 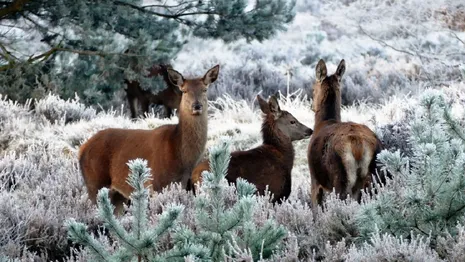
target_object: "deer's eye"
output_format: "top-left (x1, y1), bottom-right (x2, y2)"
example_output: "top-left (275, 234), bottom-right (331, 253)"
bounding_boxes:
top-left (202, 89), bottom-right (207, 92)
top-left (290, 120), bottom-right (296, 124)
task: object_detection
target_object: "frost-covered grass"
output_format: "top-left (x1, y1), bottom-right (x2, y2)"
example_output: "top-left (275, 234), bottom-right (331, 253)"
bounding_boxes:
top-left (1, 0), bottom-right (465, 260)
top-left (1, 83), bottom-right (464, 261)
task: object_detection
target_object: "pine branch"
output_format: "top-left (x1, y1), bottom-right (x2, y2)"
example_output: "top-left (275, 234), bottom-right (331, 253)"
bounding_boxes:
top-left (114, 0), bottom-right (219, 19)
top-left (65, 220), bottom-right (112, 262)
top-left (0, 46), bottom-right (157, 72)
top-left (142, 0), bottom-right (199, 9)
top-left (97, 188), bottom-right (140, 255)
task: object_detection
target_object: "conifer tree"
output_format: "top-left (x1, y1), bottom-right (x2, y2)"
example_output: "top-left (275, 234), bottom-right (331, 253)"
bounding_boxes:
top-left (357, 90), bottom-right (465, 243)
top-left (0, 0), bottom-right (296, 107)
top-left (66, 159), bottom-right (189, 261)
top-left (175, 139), bottom-right (288, 261)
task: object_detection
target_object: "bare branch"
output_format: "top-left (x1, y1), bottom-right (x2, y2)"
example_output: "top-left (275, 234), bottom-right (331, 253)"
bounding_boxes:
top-left (0, 45), bottom-right (168, 72)
top-left (0, 41), bottom-right (18, 63)
top-left (0, 0), bottom-right (31, 19)
top-left (449, 30), bottom-right (465, 46)
top-left (142, 0), bottom-right (198, 9)
top-left (358, 25), bottom-right (417, 57)
top-left (114, 0), bottom-right (218, 19)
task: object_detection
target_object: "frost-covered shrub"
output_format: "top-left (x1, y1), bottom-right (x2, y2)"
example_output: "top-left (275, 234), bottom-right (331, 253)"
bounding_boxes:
top-left (175, 140), bottom-right (287, 261)
top-left (357, 90), bottom-right (465, 243)
top-left (1, 77), bottom-right (465, 261)
top-left (0, 145), bottom-right (96, 261)
top-left (344, 230), bottom-right (441, 262)
top-left (67, 159), bottom-right (189, 261)
top-left (34, 93), bottom-right (96, 124)
top-left (436, 224), bottom-right (465, 260)
top-left (377, 120), bottom-right (414, 158)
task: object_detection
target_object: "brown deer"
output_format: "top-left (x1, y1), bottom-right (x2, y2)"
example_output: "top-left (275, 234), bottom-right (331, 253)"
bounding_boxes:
top-left (189, 95), bottom-right (313, 204)
top-left (124, 64), bottom-right (182, 119)
top-left (308, 59), bottom-right (386, 210)
top-left (79, 65), bottom-right (219, 213)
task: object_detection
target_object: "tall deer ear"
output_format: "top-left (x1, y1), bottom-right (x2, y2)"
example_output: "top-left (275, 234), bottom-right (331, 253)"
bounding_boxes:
top-left (268, 95), bottom-right (282, 119)
top-left (203, 64), bottom-right (220, 86)
top-left (167, 68), bottom-right (184, 88)
top-left (335, 59), bottom-right (346, 82)
top-left (257, 95), bottom-right (269, 114)
top-left (315, 59), bottom-right (327, 82)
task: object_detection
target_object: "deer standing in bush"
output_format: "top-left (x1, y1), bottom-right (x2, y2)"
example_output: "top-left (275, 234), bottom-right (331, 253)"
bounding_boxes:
top-left (308, 59), bottom-right (386, 210)
top-left (189, 95), bottom-right (313, 204)
top-left (79, 65), bottom-right (219, 213)
top-left (124, 64), bottom-right (181, 119)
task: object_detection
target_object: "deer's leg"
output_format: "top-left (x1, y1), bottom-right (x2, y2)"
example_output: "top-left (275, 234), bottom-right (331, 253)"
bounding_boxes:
top-left (311, 181), bottom-right (324, 215)
top-left (128, 96), bottom-right (138, 119)
top-left (164, 106), bottom-right (173, 118)
top-left (141, 98), bottom-right (150, 118)
top-left (109, 188), bottom-right (129, 216)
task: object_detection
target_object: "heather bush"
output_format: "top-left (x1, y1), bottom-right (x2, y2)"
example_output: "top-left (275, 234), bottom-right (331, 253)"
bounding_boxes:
top-left (34, 93), bottom-right (96, 124)
top-left (344, 230), bottom-right (441, 262)
top-left (2, 84), bottom-right (465, 261)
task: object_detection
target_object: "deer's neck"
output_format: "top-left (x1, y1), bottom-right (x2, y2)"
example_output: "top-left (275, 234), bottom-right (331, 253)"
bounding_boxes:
top-left (314, 89), bottom-right (341, 129)
top-left (177, 109), bottom-right (208, 168)
top-left (262, 116), bottom-right (294, 164)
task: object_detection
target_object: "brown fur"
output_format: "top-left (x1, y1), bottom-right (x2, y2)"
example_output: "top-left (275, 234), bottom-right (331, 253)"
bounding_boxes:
top-left (308, 59), bottom-right (386, 210)
top-left (80, 65), bottom-right (220, 214)
top-left (189, 95), bottom-right (313, 204)
top-left (124, 64), bottom-right (182, 119)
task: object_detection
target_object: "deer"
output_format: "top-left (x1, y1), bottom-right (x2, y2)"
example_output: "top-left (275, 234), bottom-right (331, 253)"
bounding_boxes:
top-left (79, 65), bottom-right (219, 214)
top-left (188, 95), bottom-right (313, 204)
top-left (124, 64), bottom-right (182, 119)
top-left (307, 59), bottom-right (387, 211)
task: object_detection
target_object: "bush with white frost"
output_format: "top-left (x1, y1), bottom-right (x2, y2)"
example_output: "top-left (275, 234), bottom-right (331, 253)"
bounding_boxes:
top-left (357, 90), bottom-right (465, 244)
top-left (34, 93), bottom-right (96, 124)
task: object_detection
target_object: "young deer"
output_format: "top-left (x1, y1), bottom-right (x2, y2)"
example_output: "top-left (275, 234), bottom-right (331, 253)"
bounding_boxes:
top-left (124, 64), bottom-right (182, 119)
top-left (189, 95), bottom-right (313, 204)
top-left (80, 65), bottom-right (219, 213)
top-left (308, 59), bottom-right (386, 210)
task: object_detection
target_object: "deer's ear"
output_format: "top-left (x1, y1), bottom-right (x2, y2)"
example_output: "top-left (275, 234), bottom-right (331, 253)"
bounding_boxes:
top-left (167, 68), bottom-right (184, 88)
top-left (315, 59), bottom-right (327, 82)
top-left (335, 59), bottom-right (346, 82)
top-left (203, 64), bottom-right (220, 86)
top-left (257, 95), bottom-right (269, 114)
top-left (268, 95), bottom-right (282, 119)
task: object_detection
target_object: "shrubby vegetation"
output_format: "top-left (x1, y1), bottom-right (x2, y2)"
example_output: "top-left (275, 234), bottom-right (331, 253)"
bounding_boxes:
top-left (0, 0), bottom-right (464, 261)
top-left (0, 0), bottom-right (296, 108)
top-left (1, 85), bottom-right (464, 261)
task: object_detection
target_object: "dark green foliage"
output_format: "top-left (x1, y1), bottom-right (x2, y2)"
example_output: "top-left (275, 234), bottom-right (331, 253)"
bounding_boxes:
top-left (0, 0), bottom-right (296, 108)
top-left (66, 159), bottom-right (185, 261)
top-left (175, 139), bottom-right (288, 261)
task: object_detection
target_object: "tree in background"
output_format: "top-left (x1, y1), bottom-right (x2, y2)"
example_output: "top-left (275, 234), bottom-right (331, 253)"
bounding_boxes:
top-left (0, 0), bottom-right (296, 108)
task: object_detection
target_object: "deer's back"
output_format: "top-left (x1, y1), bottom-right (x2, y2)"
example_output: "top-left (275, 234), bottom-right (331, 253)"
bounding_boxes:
top-left (308, 121), bottom-right (378, 190)
top-left (79, 125), bottom-right (180, 198)
top-left (191, 145), bottom-right (293, 202)
top-left (230, 146), bottom-right (293, 201)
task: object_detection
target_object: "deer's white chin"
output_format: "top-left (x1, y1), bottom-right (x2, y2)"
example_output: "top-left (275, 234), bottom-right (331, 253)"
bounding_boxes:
top-left (192, 110), bottom-right (203, 116)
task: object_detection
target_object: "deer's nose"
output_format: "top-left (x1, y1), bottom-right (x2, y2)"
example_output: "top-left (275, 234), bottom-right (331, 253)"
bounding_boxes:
top-left (192, 103), bottom-right (203, 111)
top-left (306, 128), bottom-right (313, 136)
